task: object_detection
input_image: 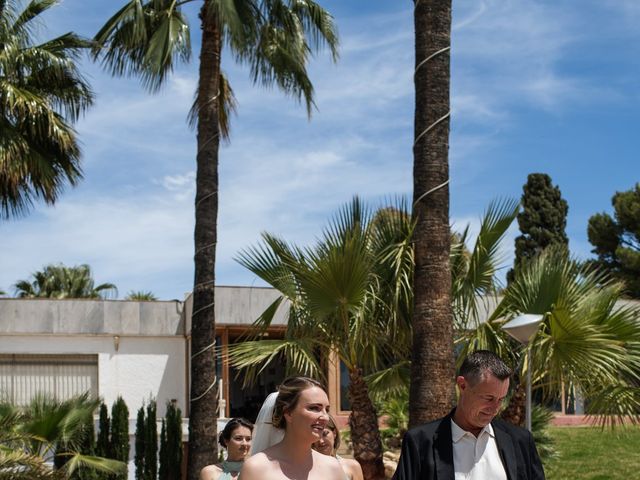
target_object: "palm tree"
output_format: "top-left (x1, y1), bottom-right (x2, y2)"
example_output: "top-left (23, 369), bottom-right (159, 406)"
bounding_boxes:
top-left (496, 248), bottom-right (640, 426)
top-left (124, 290), bottom-right (157, 301)
top-left (229, 198), bottom-right (413, 480)
top-left (14, 264), bottom-right (117, 299)
top-left (456, 246), bottom-right (640, 427)
top-left (0, 393), bottom-right (125, 480)
top-left (0, 0), bottom-right (94, 219)
top-left (365, 199), bottom-right (520, 399)
top-left (91, 2), bottom-right (338, 477)
top-left (410, 0), bottom-right (455, 426)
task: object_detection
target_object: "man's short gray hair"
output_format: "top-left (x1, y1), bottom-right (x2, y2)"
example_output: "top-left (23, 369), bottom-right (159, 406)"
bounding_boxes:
top-left (459, 350), bottom-right (512, 385)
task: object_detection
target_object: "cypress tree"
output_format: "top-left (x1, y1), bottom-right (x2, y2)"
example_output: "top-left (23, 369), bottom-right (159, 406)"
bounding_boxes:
top-left (135, 405), bottom-right (146, 480)
top-left (508, 173), bottom-right (569, 282)
top-left (144, 400), bottom-right (157, 480)
top-left (95, 403), bottom-right (110, 480)
top-left (96, 403), bottom-right (110, 458)
top-left (158, 419), bottom-right (168, 480)
top-left (166, 402), bottom-right (183, 480)
top-left (110, 397), bottom-right (130, 480)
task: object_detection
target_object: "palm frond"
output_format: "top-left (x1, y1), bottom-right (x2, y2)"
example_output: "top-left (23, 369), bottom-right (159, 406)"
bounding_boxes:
top-left (92, 0), bottom-right (191, 92)
top-left (227, 338), bottom-right (324, 386)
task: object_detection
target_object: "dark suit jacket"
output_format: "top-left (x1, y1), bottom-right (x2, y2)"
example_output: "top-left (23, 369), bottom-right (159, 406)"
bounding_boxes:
top-left (392, 411), bottom-right (545, 480)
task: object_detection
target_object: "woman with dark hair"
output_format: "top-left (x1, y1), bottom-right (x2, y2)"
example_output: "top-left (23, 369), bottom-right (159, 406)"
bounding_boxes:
top-left (200, 418), bottom-right (253, 480)
top-left (313, 414), bottom-right (363, 480)
top-left (240, 377), bottom-right (344, 480)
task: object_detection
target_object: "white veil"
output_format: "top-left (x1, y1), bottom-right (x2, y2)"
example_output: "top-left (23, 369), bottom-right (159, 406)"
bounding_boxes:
top-left (250, 391), bottom-right (284, 455)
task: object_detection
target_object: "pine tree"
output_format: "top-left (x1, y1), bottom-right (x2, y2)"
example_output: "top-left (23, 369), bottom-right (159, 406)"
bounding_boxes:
top-left (135, 405), bottom-right (146, 480)
top-left (165, 402), bottom-right (183, 480)
top-left (110, 397), bottom-right (130, 480)
top-left (158, 419), bottom-right (168, 480)
top-left (508, 173), bottom-right (569, 282)
top-left (588, 183), bottom-right (640, 298)
top-left (144, 400), bottom-right (157, 480)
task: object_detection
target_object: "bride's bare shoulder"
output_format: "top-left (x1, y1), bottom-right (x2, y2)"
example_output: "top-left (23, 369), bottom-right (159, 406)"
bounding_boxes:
top-left (243, 452), bottom-right (271, 468)
top-left (313, 450), bottom-right (344, 476)
top-left (241, 452), bottom-right (279, 480)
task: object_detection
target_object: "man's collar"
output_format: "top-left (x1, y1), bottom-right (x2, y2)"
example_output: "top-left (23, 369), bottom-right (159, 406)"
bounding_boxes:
top-left (450, 418), bottom-right (495, 442)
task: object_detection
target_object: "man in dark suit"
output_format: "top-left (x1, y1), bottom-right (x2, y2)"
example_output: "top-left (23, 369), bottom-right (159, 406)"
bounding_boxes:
top-left (393, 350), bottom-right (545, 480)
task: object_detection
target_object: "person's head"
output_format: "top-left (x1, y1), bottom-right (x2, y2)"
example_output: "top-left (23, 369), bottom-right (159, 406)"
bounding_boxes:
top-left (312, 414), bottom-right (340, 456)
top-left (272, 376), bottom-right (330, 443)
top-left (218, 418), bottom-right (253, 461)
top-left (455, 350), bottom-right (512, 434)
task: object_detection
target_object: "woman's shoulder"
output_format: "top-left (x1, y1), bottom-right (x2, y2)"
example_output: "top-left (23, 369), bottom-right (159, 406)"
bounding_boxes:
top-left (312, 450), bottom-right (344, 474)
top-left (240, 452), bottom-right (277, 480)
top-left (339, 457), bottom-right (364, 480)
top-left (199, 463), bottom-right (223, 480)
top-left (242, 451), bottom-right (272, 469)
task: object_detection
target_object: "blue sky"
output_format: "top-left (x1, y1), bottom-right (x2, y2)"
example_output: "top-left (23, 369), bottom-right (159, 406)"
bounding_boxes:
top-left (1, 0), bottom-right (639, 299)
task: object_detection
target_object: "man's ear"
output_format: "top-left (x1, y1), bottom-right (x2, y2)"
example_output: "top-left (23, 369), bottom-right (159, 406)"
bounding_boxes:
top-left (456, 375), bottom-right (467, 392)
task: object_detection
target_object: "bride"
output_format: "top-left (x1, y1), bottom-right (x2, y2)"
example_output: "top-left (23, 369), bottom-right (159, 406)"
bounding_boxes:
top-left (240, 377), bottom-right (345, 480)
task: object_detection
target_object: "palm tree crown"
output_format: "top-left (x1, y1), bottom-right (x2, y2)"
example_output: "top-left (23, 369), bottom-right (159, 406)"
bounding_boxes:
top-left (14, 264), bottom-right (117, 299)
top-left (0, 0), bottom-right (94, 219)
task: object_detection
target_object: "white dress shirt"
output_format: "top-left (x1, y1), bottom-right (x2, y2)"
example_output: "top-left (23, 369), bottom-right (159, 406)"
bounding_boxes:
top-left (451, 419), bottom-right (508, 480)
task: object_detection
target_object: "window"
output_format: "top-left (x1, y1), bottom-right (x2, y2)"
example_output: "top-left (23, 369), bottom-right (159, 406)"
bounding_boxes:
top-left (0, 354), bottom-right (98, 405)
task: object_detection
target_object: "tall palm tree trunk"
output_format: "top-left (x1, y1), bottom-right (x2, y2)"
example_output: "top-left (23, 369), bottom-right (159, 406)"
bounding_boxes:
top-left (348, 368), bottom-right (385, 480)
top-left (409, 0), bottom-right (455, 428)
top-left (187, 3), bottom-right (221, 479)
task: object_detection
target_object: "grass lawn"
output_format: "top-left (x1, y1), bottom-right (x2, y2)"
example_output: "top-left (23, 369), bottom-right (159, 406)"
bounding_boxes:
top-left (545, 426), bottom-right (640, 479)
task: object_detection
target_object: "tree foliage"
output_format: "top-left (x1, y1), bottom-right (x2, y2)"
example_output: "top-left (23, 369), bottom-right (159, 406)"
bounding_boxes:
top-left (134, 406), bottom-right (145, 480)
top-left (508, 173), bottom-right (569, 283)
top-left (158, 420), bottom-right (167, 480)
top-left (143, 401), bottom-right (157, 480)
top-left (464, 246), bottom-right (640, 427)
top-left (14, 264), bottom-right (117, 299)
top-left (0, 0), bottom-right (94, 219)
top-left (0, 393), bottom-right (125, 480)
top-left (125, 291), bottom-right (158, 301)
top-left (587, 183), bottom-right (640, 298)
top-left (109, 397), bottom-right (129, 480)
top-left (95, 404), bottom-right (110, 461)
top-left (163, 402), bottom-right (182, 480)
top-left (229, 197), bottom-right (414, 479)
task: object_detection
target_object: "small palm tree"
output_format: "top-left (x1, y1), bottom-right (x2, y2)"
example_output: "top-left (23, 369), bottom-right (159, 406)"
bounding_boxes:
top-left (494, 248), bottom-right (640, 426)
top-left (229, 197), bottom-right (413, 480)
top-left (0, 393), bottom-right (125, 480)
top-left (0, 0), bottom-right (94, 219)
top-left (124, 290), bottom-right (157, 301)
top-left (457, 246), bottom-right (640, 427)
top-left (14, 264), bottom-right (117, 299)
top-left (366, 199), bottom-right (520, 399)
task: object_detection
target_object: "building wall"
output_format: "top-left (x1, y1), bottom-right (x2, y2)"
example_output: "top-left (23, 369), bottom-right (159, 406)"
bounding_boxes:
top-left (1, 334), bottom-right (187, 417)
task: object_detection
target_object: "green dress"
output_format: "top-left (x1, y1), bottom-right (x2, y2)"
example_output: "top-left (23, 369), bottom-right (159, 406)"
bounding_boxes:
top-left (219, 460), bottom-right (243, 480)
